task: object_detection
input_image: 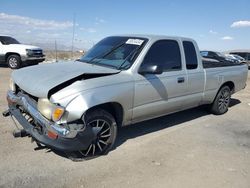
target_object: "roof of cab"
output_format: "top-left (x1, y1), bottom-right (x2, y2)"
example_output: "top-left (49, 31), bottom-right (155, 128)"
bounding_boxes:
top-left (112, 34), bottom-right (194, 41)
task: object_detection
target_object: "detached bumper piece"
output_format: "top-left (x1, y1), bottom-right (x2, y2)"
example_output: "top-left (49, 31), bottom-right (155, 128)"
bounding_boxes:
top-left (2, 110), bottom-right (28, 137)
top-left (13, 129), bottom-right (28, 138)
top-left (2, 110), bottom-right (10, 117)
top-left (4, 91), bottom-right (95, 152)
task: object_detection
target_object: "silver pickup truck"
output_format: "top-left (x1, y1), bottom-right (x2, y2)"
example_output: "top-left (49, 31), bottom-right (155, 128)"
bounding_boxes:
top-left (3, 35), bottom-right (248, 157)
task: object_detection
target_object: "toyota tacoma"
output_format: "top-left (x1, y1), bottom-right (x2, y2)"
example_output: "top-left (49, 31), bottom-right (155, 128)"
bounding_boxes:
top-left (3, 35), bottom-right (248, 157)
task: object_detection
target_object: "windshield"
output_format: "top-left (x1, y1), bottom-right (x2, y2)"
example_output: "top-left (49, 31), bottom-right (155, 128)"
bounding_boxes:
top-left (79, 36), bottom-right (147, 70)
top-left (0, 36), bottom-right (20, 45)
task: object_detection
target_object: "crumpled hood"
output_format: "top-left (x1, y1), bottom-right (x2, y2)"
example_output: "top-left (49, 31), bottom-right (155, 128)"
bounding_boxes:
top-left (12, 61), bottom-right (120, 98)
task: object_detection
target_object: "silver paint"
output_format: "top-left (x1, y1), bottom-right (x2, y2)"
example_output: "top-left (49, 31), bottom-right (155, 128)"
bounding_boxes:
top-left (10, 35), bottom-right (248, 127)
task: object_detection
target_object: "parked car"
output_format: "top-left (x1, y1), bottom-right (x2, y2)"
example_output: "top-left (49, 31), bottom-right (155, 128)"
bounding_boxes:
top-left (0, 36), bottom-right (45, 69)
top-left (3, 35), bottom-right (248, 157)
top-left (229, 51), bottom-right (250, 68)
top-left (200, 50), bottom-right (235, 63)
top-left (225, 54), bottom-right (245, 63)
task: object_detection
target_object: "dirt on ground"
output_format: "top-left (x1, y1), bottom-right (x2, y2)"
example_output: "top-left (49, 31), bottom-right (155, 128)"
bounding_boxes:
top-left (0, 65), bottom-right (250, 188)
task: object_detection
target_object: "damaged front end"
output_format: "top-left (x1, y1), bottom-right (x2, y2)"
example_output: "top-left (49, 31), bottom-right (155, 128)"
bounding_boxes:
top-left (3, 90), bottom-right (96, 152)
top-left (3, 61), bottom-right (121, 152)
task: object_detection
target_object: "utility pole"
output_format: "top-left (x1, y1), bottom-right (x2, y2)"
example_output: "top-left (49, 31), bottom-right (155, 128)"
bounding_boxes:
top-left (55, 40), bottom-right (58, 62)
top-left (71, 13), bottom-right (76, 59)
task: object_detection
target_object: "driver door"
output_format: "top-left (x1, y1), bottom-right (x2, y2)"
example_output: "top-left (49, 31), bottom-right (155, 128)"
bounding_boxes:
top-left (132, 40), bottom-right (188, 123)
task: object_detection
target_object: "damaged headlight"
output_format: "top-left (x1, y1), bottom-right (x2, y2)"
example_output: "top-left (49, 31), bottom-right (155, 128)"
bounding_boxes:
top-left (9, 78), bottom-right (16, 92)
top-left (37, 98), bottom-right (65, 122)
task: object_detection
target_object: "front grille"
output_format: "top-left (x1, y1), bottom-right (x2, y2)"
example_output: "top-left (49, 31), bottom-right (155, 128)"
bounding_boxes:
top-left (29, 50), bottom-right (44, 57)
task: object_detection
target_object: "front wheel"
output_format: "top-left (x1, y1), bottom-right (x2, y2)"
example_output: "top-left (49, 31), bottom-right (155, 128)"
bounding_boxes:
top-left (80, 109), bottom-right (117, 157)
top-left (7, 55), bottom-right (21, 69)
top-left (210, 86), bottom-right (231, 115)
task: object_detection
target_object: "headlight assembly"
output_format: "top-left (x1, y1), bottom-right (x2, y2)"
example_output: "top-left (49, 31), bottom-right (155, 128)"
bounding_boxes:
top-left (9, 78), bottom-right (16, 92)
top-left (37, 98), bottom-right (65, 122)
top-left (26, 49), bottom-right (33, 56)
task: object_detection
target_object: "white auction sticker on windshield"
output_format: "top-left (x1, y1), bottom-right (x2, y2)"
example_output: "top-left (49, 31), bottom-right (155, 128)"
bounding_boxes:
top-left (126, 39), bottom-right (144, 45)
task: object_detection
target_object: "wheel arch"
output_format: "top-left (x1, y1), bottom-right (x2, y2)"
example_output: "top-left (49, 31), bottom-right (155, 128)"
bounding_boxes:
top-left (84, 102), bottom-right (124, 127)
top-left (209, 81), bottom-right (234, 115)
top-left (212, 81), bottom-right (235, 104)
top-left (210, 81), bottom-right (235, 104)
top-left (219, 81), bottom-right (235, 94)
top-left (5, 52), bottom-right (21, 62)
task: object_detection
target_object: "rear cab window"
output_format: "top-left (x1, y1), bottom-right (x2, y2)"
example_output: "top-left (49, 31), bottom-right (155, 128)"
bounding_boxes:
top-left (183, 41), bottom-right (198, 69)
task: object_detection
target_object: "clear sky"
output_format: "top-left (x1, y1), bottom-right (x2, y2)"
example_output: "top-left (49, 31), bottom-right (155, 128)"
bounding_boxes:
top-left (0, 0), bottom-right (249, 51)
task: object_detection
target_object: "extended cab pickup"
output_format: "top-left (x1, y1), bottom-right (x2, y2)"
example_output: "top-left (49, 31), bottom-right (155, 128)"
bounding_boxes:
top-left (0, 36), bottom-right (45, 69)
top-left (3, 35), bottom-right (248, 157)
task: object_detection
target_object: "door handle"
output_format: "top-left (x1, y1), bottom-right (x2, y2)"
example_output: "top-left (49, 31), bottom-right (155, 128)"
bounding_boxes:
top-left (177, 77), bottom-right (185, 83)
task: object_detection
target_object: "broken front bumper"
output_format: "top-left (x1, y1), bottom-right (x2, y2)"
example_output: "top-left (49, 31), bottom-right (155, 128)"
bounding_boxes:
top-left (4, 91), bottom-right (95, 152)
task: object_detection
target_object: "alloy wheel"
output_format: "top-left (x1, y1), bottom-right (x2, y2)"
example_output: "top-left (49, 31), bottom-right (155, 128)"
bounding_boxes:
top-left (80, 119), bottom-right (112, 157)
top-left (8, 57), bottom-right (18, 68)
top-left (218, 89), bottom-right (230, 112)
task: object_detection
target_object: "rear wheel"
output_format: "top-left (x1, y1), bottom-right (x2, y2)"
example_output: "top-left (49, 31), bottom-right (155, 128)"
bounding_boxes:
top-left (210, 86), bottom-right (231, 115)
top-left (79, 109), bottom-right (117, 157)
top-left (7, 55), bottom-right (21, 69)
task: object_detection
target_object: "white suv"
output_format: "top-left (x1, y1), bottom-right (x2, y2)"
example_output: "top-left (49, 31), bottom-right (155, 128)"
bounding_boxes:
top-left (0, 36), bottom-right (45, 69)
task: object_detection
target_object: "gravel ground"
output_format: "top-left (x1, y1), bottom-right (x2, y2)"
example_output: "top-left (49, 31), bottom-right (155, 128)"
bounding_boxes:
top-left (0, 65), bottom-right (250, 188)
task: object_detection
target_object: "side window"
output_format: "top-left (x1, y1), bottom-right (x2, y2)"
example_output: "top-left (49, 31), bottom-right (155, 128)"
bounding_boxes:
top-left (142, 40), bottom-right (182, 71)
top-left (210, 52), bottom-right (217, 57)
top-left (201, 51), bottom-right (208, 57)
top-left (208, 52), bottom-right (214, 57)
top-left (183, 41), bottom-right (198, 69)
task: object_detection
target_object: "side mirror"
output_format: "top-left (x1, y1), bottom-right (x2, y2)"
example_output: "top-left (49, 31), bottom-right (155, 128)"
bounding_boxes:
top-left (138, 64), bottom-right (163, 75)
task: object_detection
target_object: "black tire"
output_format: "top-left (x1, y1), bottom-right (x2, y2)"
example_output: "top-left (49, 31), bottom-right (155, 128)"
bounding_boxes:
top-left (210, 86), bottom-right (231, 115)
top-left (7, 55), bottom-right (21, 69)
top-left (80, 109), bottom-right (117, 157)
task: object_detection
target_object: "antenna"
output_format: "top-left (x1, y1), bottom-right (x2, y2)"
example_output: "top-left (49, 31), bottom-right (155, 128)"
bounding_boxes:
top-left (71, 13), bottom-right (76, 59)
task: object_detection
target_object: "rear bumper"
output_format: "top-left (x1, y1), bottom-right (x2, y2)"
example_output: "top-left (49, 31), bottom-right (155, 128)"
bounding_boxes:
top-left (5, 91), bottom-right (95, 152)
